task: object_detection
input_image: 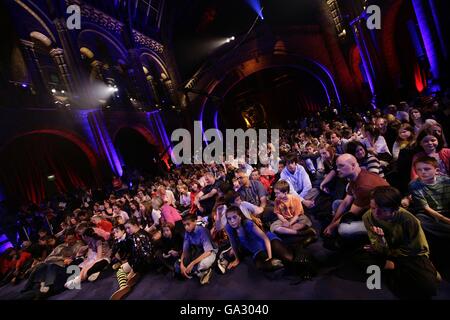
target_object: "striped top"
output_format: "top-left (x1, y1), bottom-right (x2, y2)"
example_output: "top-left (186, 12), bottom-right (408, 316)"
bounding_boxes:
top-left (359, 155), bottom-right (384, 178)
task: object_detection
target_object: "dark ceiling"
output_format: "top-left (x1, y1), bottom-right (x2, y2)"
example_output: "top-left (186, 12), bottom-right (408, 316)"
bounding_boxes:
top-left (171, 0), bottom-right (321, 80)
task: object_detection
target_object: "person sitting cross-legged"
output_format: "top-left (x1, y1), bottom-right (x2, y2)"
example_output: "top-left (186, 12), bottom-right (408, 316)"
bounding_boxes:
top-left (175, 215), bottom-right (217, 285)
top-left (271, 180), bottom-right (317, 246)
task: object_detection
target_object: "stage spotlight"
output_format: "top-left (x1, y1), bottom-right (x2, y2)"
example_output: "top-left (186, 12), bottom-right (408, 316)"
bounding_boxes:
top-left (225, 36), bottom-right (236, 43)
top-left (21, 83), bottom-right (28, 88)
top-left (245, 0), bottom-right (264, 20)
top-left (61, 90), bottom-right (65, 94)
top-left (51, 89), bottom-right (56, 93)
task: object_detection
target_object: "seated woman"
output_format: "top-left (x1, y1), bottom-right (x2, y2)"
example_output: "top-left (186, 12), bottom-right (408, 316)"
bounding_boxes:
top-left (361, 124), bottom-right (392, 162)
top-left (346, 141), bottom-right (384, 178)
top-left (64, 227), bottom-right (111, 289)
top-left (224, 206), bottom-right (313, 277)
top-left (411, 131), bottom-right (450, 180)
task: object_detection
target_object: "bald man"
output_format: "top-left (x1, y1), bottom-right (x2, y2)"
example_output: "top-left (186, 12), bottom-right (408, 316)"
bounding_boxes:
top-left (323, 154), bottom-right (389, 239)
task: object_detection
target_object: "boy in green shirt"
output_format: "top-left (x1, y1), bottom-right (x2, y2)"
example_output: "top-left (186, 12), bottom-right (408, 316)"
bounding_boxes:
top-left (360, 186), bottom-right (439, 299)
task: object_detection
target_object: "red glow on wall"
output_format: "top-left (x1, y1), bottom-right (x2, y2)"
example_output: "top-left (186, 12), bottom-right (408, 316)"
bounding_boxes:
top-left (414, 62), bottom-right (426, 93)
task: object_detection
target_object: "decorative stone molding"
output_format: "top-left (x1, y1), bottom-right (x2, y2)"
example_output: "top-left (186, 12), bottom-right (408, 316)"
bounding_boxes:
top-left (132, 31), bottom-right (164, 54)
top-left (67, 0), bottom-right (164, 54)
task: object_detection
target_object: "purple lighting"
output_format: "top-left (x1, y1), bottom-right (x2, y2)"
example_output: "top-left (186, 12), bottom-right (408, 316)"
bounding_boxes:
top-left (213, 110), bottom-right (223, 143)
top-left (412, 0), bottom-right (441, 91)
top-left (351, 21), bottom-right (376, 103)
top-left (89, 111), bottom-right (123, 177)
top-left (147, 111), bottom-right (174, 161)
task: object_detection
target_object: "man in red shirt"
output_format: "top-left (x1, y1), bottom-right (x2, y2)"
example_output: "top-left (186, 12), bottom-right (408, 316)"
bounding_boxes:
top-left (323, 154), bottom-right (389, 239)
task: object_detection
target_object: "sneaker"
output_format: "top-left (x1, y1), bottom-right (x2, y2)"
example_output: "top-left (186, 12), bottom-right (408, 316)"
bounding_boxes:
top-left (64, 276), bottom-right (81, 290)
top-left (199, 268), bottom-right (212, 285)
top-left (217, 258), bottom-right (229, 274)
top-left (40, 282), bottom-right (50, 293)
top-left (110, 285), bottom-right (131, 300)
top-left (112, 262), bottom-right (121, 270)
top-left (87, 272), bottom-right (100, 282)
top-left (127, 273), bottom-right (140, 287)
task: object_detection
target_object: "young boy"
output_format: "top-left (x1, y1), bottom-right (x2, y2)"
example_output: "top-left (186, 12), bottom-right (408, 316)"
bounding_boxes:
top-left (176, 215), bottom-right (217, 285)
top-left (409, 155), bottom-right (450, 245)
top-left (362, 185), bottom-right (439, 299)
top-left (271, 180), bottom-right (315, 237)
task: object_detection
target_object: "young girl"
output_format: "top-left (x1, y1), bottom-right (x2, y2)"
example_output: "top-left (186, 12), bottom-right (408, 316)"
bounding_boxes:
top-left (129, 200), bottom-right (143, 223)
top-left (110, 218), bottom-right (153, 300)
top-left (110, 224), bottom-right (132, 270)
top-left (419, 119), bottom-right (448, 148)
top-left (346, 141), bottom-right (385, 178)
top-left (177, 184), bottom-right (191, 215)
top-left (224, 206), bottom-right (301, 272)
top-left (411, 131), bottom-right (450, 179)
top-left (392, 123), bottom-right (415, 160)
top-left (151, 197), bottom-right (183, 235)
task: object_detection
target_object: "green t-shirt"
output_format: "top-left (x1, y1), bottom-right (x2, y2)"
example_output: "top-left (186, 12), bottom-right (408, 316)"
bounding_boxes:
top-left (363, 208), bottom-right (429, 258)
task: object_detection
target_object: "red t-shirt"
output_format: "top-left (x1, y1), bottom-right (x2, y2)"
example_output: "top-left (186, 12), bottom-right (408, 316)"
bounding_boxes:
top-left (97, 220), bottom-right (113, 233)
top-left (347, 170), bottom-right (389, 209)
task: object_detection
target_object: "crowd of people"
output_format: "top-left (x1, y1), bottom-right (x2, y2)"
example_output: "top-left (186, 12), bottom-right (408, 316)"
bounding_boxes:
top-left (1, 95), bottom-right (450, 300)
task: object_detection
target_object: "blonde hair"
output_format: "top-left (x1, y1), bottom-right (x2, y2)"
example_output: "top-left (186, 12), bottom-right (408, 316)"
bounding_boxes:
top-left (151, 197), bottom-right (164, 210)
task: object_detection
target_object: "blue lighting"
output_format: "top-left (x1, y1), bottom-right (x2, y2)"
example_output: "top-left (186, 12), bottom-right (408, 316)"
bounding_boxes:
top-left (213, 110), bottom-right (222, 143)
top-left (412, 0), bottom-right (441, 91)
top-left (245, 0), bottom-right (264, 20)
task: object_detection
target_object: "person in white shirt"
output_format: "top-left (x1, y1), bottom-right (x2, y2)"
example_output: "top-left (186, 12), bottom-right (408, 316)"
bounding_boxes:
top-left (279, 153), bottom-right (314, 208)
top-left (360, 124), bottom-right (392, 158)
top-left (112, 204), bottom-right (129, 222)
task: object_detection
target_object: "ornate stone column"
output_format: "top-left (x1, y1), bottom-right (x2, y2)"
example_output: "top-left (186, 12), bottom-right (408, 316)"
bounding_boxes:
top-left (50, 48), bottom-right (74, 94)
top-left (20, 39), bottom-right (49, 96)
